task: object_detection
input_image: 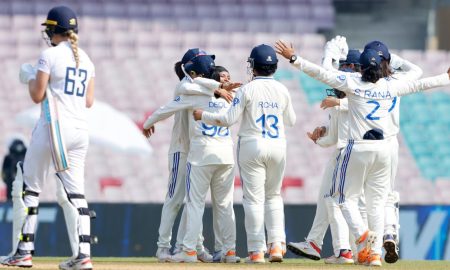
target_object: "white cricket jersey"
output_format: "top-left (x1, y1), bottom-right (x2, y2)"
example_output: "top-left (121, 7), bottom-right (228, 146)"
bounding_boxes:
top-left (36, 41), bottom-right (95, 130)
top-left (164, 77), bottom-right (219, 154)
top-left (202, 76), bottom-right (296, 141)
top-left (293, 57), bottom-right (449, 142)
top-left (144, 93), bottom-right (234, 166)
top-left (316, 104), bottom-right (349, 149)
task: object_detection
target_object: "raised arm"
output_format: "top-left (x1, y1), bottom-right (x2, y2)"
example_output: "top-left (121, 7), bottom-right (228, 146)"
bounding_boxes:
top-left (316, 109), bottom-right (339, 148)
top-left (177, 77), bottom-right (219, 96)
top-left (393, 70), bottom-right (450, 96)
top-left (390, 53), bottom-right (423, 80)
top-left (200, 88), bottom-right (247, 127)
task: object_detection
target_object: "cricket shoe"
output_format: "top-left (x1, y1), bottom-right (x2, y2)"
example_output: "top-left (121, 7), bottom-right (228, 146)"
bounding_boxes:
top-left (59, 254), bottom-right (93, 270)
top-left (383, 234), bottom-right (399, 264)
top-left (366, 253), bottom-right (382, 267)
top-left (221, 250), bottom-right (240, 263)
top-left (0, 253), bottom-right (33, 268)
top-left (287, 240), bottom-right (321, 260)
top-left (156, 247), bottom-right (171, 262)
top-left (356, 230), bottom-right (377, 265)
top-left (324, 249), bottom-right (354, 264)
top-left (197, 247), bottom-right (213, 263)
top-left (245, 251), bottom-right (265, 264)
top-left (268, 242), bottom-right (284, 263)
top-left (168, 250), bottom-right (198, 263)
top-left (213, 250), bottom-right (222, 263)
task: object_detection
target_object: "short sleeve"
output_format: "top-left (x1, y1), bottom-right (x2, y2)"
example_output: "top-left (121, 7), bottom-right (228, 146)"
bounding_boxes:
top-left (36, 49), bottom-right (51, 74)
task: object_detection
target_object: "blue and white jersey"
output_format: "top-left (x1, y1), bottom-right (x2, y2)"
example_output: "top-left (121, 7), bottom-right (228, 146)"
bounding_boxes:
top-left (202, 76), bottom-right (296, 141)
top-left (36, 41), bottom-right (95, 130)
top-left (293, 57), bottom-right (449, 142)
top-left (164, 77), bottom-right (219, 154)
top-left (143, 84), bottom-right (233, 166)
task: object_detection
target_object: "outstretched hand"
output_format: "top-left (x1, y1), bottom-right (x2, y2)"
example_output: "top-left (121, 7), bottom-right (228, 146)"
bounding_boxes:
top-left (143, 126), bottom-right (155, 138)
top-left (215, 89), bottom-right (233, 103)
top-left (221, 82), bottom-right (242, 91)
top-left (193, 109), bottom-right (203, 121)
top-left (275, 40), bottom-right (296, 60)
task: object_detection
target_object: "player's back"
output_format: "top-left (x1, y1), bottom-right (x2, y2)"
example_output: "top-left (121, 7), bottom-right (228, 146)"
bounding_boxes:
top-left (37, 41), bottom-right (95, 130)
top-left (187, 95), bottom-right (234, 166)
top-left (237, 77), bottom-right (295, 140)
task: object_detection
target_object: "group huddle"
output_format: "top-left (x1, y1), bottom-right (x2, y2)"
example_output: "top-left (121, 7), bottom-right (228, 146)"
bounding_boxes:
top-left (1, 4), bottom-right (449, 270)
top-left (142, 36), bottom-right (450, 266)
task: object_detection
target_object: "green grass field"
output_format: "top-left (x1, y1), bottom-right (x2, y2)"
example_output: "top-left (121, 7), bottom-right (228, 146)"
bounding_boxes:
top-left (27, 257), bottom-right (450, 270)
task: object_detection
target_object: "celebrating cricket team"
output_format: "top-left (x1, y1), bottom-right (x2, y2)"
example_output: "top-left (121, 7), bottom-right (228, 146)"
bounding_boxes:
top-left (1, 5), bottom-right (450, 270)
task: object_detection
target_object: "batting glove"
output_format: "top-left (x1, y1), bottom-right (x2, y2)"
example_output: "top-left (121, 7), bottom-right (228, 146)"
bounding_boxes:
top-left (19, 63), bottom-right (37, 84)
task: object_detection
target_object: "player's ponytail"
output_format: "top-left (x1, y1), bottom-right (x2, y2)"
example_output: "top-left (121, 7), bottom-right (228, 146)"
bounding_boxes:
top-left (67, 30), bottom-right (80, 68)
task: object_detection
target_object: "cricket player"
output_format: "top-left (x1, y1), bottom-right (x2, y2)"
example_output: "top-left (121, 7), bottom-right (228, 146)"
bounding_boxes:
top-left (154, 49), bottom-right (238, 263)
top-left (288, 47), bottom-right (360, 265)
top-left (0, 6), bottom-right (96, 270)
top-left (143, 55), bottom-right (238, 263)
top-left (193, 44), bottom-right (296, 263)
top-left (363, 41), bottom-right (422, 264)
top-left (276, 40), bottom-right (450, 266)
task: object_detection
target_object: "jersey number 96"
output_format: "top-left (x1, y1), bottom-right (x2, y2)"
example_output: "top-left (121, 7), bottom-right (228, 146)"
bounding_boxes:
top-left (64, 67), bottom-right (87, 97)
top-left (202, 123), bottom-right (229, 137)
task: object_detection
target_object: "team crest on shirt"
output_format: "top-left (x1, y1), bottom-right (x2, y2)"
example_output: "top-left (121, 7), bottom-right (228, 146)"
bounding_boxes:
top-left (174, 96), bottom-right (181, 102)
top-left (38, 59), bottom-right (46, 65)
top-left (233, 97), bottom-right (240, 106)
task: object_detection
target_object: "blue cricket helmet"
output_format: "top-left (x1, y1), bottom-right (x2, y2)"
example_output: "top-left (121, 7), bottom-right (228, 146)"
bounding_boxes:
top-left (360, 49), bottom-right (382, 70)
top-left (42, 6), bottom-right (78, 34)
top-left (248, 44), bottom-right (278, 66)
top-left (181, 48), bottom-right (215, 65)
top-left (184, 55), bottom-right (215, 78)
top-left (364, 41), bottom-right (390, 61)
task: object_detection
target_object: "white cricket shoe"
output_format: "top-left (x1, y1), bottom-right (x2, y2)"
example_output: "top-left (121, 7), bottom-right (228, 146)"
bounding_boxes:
top-left (0, 253), bottom-right (33, 268)
top-left (287, 240), bottom-right (321, 260)
top-left (268, 242), bottom-right (284, 263)
top-left (196, 248), bottom-right (213, 263)
top-left (324, 250), bottom-right (354, 264)
top-left (245, 251), bottom-right (265, 264)
top-left (156, 247), bottom-right (171, 262)
top-left (383, 234), bottom-right (399, 264)
top-left (59, 254), bottom-right (93, 270)
top-left (356, 230), bottom-right (377, 265)
top-left (213, 250), bottom-right (222, 263)
top-left (220, 250), bottom-right (240, 263)
top-left (168, 250), bottom-right (198, 263)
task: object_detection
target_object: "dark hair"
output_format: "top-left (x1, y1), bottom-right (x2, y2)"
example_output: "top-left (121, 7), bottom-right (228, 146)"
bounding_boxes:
top-left (211, 66), bottom-right (229, 82)
top-left (174, 61), bottom-right (184, 81)
top-left (381, 60), bottom-right (393, 78)
top-left (340, 63), bottom-right (361, 73)
top-left (253, 63), bottom-right (277, 76)
top-left (361, 66), bottom-right (383, 83)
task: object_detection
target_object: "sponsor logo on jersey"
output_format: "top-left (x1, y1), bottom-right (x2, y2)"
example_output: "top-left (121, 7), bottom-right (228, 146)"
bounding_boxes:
top-left (209, 101), bottom-right (227, 108)
top-left (258, 101), bottom-right (279, 109)
top-left (39, 58), bottom-right (47, 66)
top-left (337, 74), bottom-right (346, 81)
top-left (354, 89), bottom-right (392, 99)
top-left (174, 96), bottom-right (181, 102)
top-left (232, 97), bottom-right (240, 106)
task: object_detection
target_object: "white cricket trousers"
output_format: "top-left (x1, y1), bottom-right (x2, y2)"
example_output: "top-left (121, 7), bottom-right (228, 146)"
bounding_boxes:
top-left (238, 137), bottom-right (286, 253)
top-left (307, 148), bottom-right (350, 255)
top-left (384, 138), bottom-right (400, 237)
top-left (182, 163), bottom-right (236, 252)
top-left (21, 120), bottom-right (90, 255)
top-left (157, 152), bottom-right (207, 250)
top-left (336, 140), bottom-right (390, 255)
